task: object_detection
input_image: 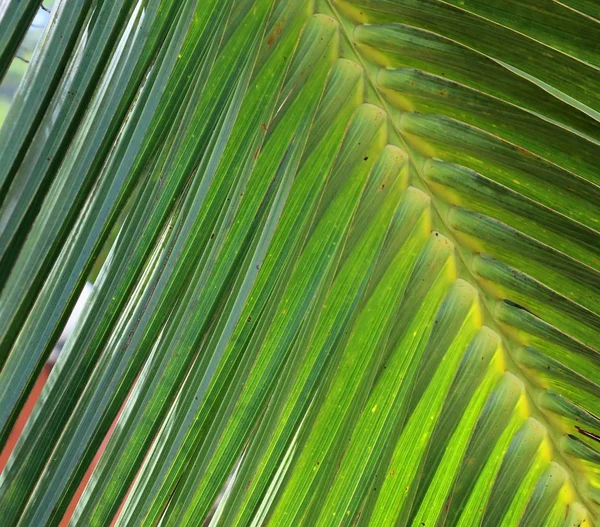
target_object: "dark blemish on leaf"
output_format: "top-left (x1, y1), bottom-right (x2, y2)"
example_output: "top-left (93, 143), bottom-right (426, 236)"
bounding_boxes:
top-left (261, 123), bottom-right (268, 131)
top-left (516, 145), bottom-right (533, 157)
top-left (247, 317), bottom-right (252, 322)
top-left (503, 299), bottom-right (534, 315)
top-left (364, 156), bottom-right (368, 161)
top-left (575, 426), bottom-right (600, 443)
top-left (210, 233), bottom-right (215, 239)
top-left (266, 23), bottom-right (282, 47)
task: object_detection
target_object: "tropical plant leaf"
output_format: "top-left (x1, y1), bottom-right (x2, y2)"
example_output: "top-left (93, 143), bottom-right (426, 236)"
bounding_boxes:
top-left (0, 0), bottom-right (599, 525)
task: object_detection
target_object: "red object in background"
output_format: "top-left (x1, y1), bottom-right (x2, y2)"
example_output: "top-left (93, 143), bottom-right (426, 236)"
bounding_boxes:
top-left (0, 364), bottom-right (52, 473)
top-left (0, 282), bottom-right (109, 525)
top-left (0, 362), bottom-right (118, 526)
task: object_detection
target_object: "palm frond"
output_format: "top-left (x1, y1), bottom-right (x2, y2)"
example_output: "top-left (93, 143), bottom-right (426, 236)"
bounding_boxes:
top-left (0, 0), bottom-right (598, 525)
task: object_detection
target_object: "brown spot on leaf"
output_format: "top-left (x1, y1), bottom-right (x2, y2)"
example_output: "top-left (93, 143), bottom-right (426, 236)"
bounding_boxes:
top-left (575, 425), bottom-right (600, 443)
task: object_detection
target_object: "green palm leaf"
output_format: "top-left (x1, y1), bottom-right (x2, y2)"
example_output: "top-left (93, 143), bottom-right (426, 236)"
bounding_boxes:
top-left (0, 0), bottom-right (598, 525)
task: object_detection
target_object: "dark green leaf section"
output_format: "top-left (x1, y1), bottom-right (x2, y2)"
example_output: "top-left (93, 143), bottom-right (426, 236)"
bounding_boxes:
top-left (0, 0), bottom-right (136, 281)
top-left (0, 0), bottom-right (94, 195)
top-left (0, 0), bottom-right (598, 525)
top-left (0, 0), bottom-right (40, 82)
top-left (0, 0), bottom-right (190, 448)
